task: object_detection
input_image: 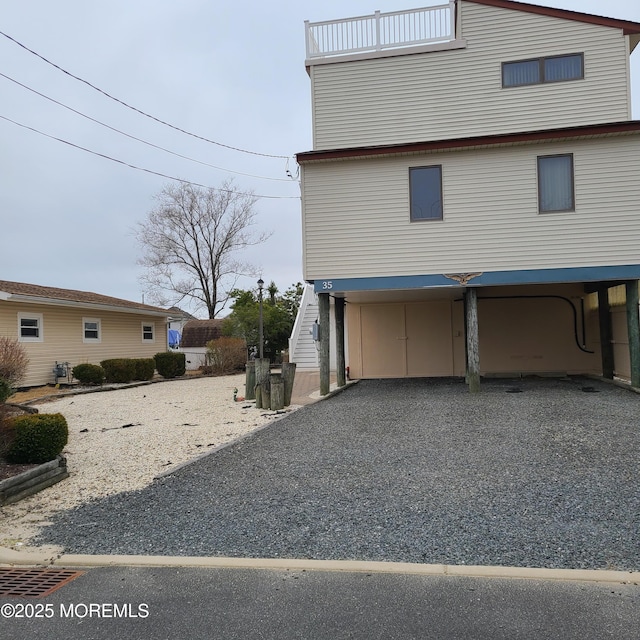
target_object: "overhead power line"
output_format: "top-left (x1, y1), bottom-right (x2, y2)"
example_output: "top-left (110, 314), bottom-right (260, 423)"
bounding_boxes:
top-left (0, 71), bottom-right (291, 182)
top-left (0, 114), bottom-right (299, 200)
top-left (0, 29), bottom-right (291, 160)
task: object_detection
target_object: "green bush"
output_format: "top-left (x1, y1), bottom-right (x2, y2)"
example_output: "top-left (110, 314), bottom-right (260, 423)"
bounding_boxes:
top-left (6, 413), bottom-right (68, 464)
top-left (133, 358), bottom-right (155, 381)
top-left (154, 352), bottom-right (186, 379)
top-left (0, 378), bottom-right (14, 403)
top-left (100, 359), bottom-right (136, 384)
top-left (205, 337), bottom-right (247, 374)
top-left (72, 363), bottom-right (105, 385)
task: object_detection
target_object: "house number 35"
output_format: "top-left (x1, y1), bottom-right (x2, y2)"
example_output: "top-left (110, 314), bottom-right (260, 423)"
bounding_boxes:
top-left (321, 281), bottom-right (333, 290)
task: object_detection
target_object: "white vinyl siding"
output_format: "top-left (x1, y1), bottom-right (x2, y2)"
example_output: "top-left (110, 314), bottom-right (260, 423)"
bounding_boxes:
top-left (311, 2), bottom-right (630, 150)
top-left (302, 135), bottom-right (640, 280)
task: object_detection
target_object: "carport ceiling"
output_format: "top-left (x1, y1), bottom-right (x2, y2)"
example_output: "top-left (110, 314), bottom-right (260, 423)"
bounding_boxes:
top-left (343, 287), bottom-right (464, 304)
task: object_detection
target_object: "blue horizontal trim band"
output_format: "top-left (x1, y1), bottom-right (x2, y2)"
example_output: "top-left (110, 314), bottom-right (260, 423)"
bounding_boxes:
top-left (313, 265), bottom-right (640, 293)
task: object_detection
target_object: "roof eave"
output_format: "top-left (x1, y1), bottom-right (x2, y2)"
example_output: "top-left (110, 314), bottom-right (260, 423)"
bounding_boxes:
top-left (1, 293), bottom-right (169, 318)
top-left (464, 0), bottom-right (640, 35)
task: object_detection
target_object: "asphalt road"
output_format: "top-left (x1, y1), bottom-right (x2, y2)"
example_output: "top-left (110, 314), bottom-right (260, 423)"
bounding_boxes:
top-left (1, 566), bottom-right (638, 640)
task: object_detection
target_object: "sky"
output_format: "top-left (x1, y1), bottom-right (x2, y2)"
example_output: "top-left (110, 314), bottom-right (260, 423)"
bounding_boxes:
top-left (2, 0), bottom-right (640, 317)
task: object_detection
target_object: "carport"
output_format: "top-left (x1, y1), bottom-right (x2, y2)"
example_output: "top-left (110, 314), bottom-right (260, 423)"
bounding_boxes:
top-left (314, 276), bottom-right (640, 394)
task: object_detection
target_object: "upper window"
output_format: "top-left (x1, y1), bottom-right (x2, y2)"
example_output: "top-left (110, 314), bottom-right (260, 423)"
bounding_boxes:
top-left (142, 323), bottom-right (155, 342)
top-left (538, 154), bottom-right (575, 213)
top-left (410, 166), bottom-right (443, 221)
top-left (18, 313), bottom-right (43, 342)
top-left (502, 54), bottom-right (583, 88)
top-left (83, 318), bottom-right (101, 343)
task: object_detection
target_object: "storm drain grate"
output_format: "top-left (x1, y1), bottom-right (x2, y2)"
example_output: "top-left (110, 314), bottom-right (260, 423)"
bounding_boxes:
top-left (0, 568), bottom-right (85, 598)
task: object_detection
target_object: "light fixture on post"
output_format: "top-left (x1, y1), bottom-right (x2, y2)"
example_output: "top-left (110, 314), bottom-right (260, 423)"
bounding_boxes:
top-left (257, 278), bottom-right (264, 359)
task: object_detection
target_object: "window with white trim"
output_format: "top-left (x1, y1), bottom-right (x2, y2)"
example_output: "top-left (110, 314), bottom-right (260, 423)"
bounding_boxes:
top-left (18, 312), bottom-right (43, 342)
top-left (537, 154), bottom-right (575, 213)
top-left (83, 318), bottom-right (101, 343)
top-left (142, 322), bottom-right (155, 342)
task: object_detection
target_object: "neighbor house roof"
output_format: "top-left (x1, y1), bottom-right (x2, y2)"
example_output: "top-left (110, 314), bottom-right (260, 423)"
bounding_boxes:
top-left (297, 121), bottom-right (640, 164)
top-left (464, 0), bottom-right (640, 36)
top-left (180, 319), bottom-right (225, 348)
top-left (0, 280), bottom-right (169, 317)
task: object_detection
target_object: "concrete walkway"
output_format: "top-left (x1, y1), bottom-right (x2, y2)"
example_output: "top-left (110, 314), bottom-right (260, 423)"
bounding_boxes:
top-left (289, 369), bottom-right (339, 405)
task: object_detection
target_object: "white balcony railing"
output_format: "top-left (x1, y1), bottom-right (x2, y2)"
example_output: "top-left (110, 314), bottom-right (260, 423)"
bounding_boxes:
top-left (305, 2), bottom-right (456, 59)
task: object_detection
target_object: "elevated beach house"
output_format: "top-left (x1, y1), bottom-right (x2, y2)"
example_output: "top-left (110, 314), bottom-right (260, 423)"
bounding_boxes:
top-left (296, 0), bottom-right (640, 393)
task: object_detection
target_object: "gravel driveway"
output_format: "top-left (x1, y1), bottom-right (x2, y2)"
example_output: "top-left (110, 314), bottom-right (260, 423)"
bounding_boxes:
top-left (34, 377), bottom-right (640, 570)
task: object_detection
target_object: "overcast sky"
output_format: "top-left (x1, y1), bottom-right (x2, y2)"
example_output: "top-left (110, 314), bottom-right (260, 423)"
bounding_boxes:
top-left (2, 0), bottom-right (640, 317)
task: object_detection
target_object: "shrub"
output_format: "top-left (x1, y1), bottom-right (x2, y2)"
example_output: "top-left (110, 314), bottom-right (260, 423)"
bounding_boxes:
top-left (6, 413), bottom-right (68, 464)
top-left (133, 358), bottom-right (155, 381)
top-left (0, 414), bottom-right (15, 459)
top-left (154, 352), bottom-right (186, 379)
top-left (205, 337), bottom-right (247, 374)
top-left (0, 378), bottom-right (14, 404)
top-left (100, 359), bottom-right (136, 384)
top-left (0, 337), bottom-right (29, 387)
top-left (72, 363), bottom-right (105, 385)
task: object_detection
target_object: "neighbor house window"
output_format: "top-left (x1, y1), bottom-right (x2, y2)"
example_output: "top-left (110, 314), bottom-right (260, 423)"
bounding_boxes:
top-left (503, 53), bottom-right (583, 87)
top-left (83, 318), bottom-right (101, 343)
top-left (142, 323), bottom-right (155, 342)
top-left (410, 166), bottom-right (443, 221)
top-left (538, 154), bottom-right (575, 213)
top-left (18, 313), bottom-right (43, 342)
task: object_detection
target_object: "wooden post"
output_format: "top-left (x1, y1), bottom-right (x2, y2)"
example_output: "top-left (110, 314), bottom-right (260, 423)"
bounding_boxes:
top-left (625, 281), bottom-right (640, 388)
top-left (319, 292), bottom-right (330, 396)
top-left (245, 361), bottom-right (256, 400)
top-left (597, 288), bottom-right (614, 380)
top-left (255, 358), bottom-right (270, 408)
top-left (465, 287), bottom-right (480, 393)
top-left (270, 373), bottom-right (284, 410)
top-left (282, 362), bottom-right (296, 406)
top-left (255, 384), bottom-right (262, 409)
top-left (335, 296), bottom-right (346, 388)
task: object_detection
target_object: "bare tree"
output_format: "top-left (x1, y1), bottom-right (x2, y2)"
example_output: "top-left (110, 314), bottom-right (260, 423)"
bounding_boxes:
top-left (136, 180), bottom-right (270, 318)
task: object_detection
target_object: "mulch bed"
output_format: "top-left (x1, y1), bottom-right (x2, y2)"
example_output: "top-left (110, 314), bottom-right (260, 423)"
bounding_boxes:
top-left (0, 460), bottom-right (39, 481)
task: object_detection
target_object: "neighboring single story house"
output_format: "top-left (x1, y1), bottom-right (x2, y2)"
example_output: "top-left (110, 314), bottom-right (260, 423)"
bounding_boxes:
top-left (0, 280), bottom-right (170, 387)
top-left (178, 319), bottom-right (225, 370)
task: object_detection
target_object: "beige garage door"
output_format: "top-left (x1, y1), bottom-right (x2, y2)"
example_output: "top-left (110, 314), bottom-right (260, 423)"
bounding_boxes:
top-left (360, 302), bottom-right (454, 378)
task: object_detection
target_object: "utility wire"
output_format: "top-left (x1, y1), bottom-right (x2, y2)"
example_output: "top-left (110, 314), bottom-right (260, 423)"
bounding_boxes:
top-left (0, 71), bottom-right (292, 182)
top-left (0, 114), bottom-right (299, 200)
top-left (0, 29), bottom-right (291, 160)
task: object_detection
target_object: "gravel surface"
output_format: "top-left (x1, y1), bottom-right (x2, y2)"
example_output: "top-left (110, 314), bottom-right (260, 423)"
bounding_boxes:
top-left (26, 376), bottom-right (640, 571)
top-left (0, 375), bottom-right (297, 551)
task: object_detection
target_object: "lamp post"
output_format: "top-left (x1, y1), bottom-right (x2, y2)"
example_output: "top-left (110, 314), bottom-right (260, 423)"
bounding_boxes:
top-left (257, 278), bottom-right (264, 359)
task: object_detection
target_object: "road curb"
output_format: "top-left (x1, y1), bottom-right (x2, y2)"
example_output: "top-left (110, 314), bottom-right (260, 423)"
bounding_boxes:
top-left (0, 548), bottom-right (638, 584)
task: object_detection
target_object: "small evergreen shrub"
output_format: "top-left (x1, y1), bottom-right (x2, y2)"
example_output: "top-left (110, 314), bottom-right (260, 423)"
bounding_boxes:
top-left (100, 359), bottom-right (136, 384)
top-left (0, 377), bottom-right (14, 403)
top-left (205, 337), bottom-right (247, 374)
top-left (133, 358), bottom-right (155, 381)
top-left (72, 363), bottom-right (105, 385)
top-left (154, 352), bottom-right (186, 379)
top-left (6, 413), bottom-right (69, 464)
top-left (0, 415), bottom-right (15, 459)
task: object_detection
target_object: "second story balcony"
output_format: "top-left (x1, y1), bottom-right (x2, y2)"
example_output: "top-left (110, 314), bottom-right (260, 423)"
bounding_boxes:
top-left (305, 2), bottom-right (456, 61)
